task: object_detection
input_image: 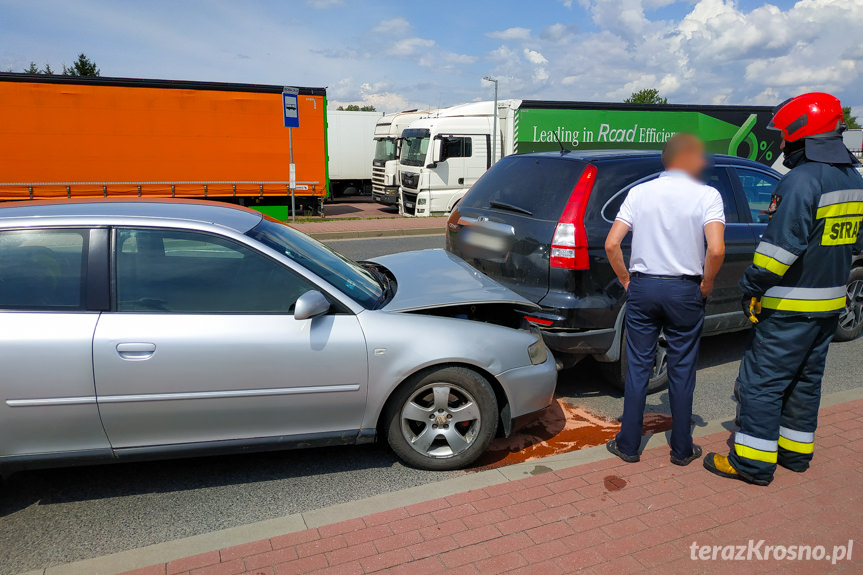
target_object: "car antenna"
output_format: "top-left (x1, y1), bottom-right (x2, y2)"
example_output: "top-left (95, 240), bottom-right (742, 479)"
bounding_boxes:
top-left (552, 130), bottom-right (571, 155)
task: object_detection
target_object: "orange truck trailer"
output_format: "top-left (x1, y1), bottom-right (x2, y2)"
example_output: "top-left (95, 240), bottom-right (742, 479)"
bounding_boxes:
top-left (0, 73), bottom-right (329, 218)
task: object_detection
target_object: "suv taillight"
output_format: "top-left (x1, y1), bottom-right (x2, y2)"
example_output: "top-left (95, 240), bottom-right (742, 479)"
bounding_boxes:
top-left (550, 164), bottom-right (597, 270)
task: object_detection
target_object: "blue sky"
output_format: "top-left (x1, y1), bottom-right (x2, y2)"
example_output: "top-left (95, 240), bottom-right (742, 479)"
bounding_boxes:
top-left (1, 0), bottom-right (861, 116)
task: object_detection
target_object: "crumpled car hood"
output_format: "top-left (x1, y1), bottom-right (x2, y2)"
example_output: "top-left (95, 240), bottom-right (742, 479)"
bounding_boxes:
top-left (370, 249), bottom-right (538, 312)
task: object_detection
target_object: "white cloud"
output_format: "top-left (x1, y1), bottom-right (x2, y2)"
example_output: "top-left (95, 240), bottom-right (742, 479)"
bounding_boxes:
top-left (488, 45), bottom-right (518, 62)
top-left (541, 23), bottom-right (578, 43)
top-left (306, 0), bottom-right (343, 8)
top-left (373, 17), bottom-right (411, 35)
top-left (523, 49), bottom-right (548, 65)
top-left (390, 37), bottom-right (434, 56)
top-left (487, 27), bottom-right (532, 41)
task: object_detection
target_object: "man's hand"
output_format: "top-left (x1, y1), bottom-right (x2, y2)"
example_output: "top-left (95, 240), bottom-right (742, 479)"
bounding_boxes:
top-left (621, 276), bottom-right (630, 292)
top-left (700, 279), bottom-right (713, 300)
top-left (605, 220), bottom-right (631, 295)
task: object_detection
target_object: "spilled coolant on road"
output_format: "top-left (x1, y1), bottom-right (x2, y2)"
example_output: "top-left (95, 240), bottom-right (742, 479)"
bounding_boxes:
top-left (473, 397), bottom-right (674, 470)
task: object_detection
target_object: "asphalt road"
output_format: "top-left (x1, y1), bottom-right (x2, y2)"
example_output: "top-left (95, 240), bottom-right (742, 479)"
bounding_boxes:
top-left (323, 234), bottom-right (445, 260)
top-left (2, 233), bottom-right (861, 575)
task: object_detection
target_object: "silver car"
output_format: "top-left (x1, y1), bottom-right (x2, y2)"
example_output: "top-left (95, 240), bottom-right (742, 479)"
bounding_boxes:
top-left (0, 200), bottom-right (556, 473)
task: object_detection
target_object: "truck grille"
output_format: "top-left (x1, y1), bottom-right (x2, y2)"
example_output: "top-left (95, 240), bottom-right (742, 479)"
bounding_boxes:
top-left (402, 191), bottom-right (418, 215)
top-left (372, 167), bottom-right (386, 193)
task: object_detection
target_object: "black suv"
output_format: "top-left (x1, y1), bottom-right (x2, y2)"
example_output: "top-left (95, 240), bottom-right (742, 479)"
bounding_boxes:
top-left (447, 150), bottom-right (863, 392)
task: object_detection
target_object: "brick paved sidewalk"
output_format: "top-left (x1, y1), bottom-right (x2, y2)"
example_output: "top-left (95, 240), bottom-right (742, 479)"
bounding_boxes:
top-left (122, 400), bottom-right (863, 575)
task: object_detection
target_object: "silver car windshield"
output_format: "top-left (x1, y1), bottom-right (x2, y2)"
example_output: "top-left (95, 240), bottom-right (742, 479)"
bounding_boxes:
top-left (247, 218), bottom-right (384, 309)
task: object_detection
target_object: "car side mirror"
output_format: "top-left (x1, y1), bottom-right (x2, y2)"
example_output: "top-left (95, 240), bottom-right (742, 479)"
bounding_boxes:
top-left (294, 290), bottom-right (330, 320)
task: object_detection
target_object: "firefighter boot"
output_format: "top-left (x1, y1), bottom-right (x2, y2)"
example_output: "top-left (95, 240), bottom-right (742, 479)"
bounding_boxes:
top-left (703, 453), bottom-right (771, 486)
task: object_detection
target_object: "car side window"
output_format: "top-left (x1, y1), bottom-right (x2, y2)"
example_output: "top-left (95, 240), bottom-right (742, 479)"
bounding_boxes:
top-left (116, 228), bottom-right (317, 314)
top-left (735, 168), bottom-right (779, 224)
top-left (600, 166), bottom-right (739, 224)
top-left (0, 229), bottom-right (88, 311)
top-left (704, 167), bottom-right (739, 224)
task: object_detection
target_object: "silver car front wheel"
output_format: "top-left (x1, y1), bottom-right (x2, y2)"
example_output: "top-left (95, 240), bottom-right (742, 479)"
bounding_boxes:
top-left (385, 367), bottom-right (498, 470)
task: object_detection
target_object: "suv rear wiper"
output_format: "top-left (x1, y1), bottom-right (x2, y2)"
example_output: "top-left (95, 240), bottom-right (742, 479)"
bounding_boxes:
top-left (489, 200), bottom-right (533, 216)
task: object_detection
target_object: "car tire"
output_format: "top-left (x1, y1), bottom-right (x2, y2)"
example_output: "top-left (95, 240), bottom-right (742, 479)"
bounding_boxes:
top-left (599, 329), bottom-right (669, 394)
top-left (384, 367), bottom-right (498, 471)
top-left (835, 267), bottom-right (863, 342)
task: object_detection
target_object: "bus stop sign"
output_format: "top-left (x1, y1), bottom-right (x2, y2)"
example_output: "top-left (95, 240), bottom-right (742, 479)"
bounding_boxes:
top-left (283, 87), bottom-right (299, 128)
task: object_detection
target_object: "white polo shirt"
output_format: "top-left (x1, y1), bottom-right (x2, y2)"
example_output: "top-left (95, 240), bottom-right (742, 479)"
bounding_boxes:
top-left (615, 170), bottom-right (725, 276)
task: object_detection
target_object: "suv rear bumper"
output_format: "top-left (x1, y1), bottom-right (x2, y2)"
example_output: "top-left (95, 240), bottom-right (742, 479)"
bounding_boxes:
top-left (539, 327), bottom-right (616, 356)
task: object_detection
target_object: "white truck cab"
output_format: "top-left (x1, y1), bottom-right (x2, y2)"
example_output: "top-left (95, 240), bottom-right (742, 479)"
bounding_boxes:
top-left (398, 101), bottom-right (520, 217)
top-left (371, 110), bottom-right (434, 206)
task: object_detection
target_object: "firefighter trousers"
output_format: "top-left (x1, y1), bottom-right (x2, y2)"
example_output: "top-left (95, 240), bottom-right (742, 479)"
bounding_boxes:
top-left (729, 313), bottom-right (839, 484)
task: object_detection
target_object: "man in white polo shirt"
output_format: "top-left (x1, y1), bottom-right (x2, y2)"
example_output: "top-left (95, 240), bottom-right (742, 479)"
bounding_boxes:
top-left (604, 133), bottom-right (726, 466)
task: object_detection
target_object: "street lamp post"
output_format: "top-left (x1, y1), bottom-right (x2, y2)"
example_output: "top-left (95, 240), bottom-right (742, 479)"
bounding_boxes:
top-left (483, 76), bottom-right (498, 165)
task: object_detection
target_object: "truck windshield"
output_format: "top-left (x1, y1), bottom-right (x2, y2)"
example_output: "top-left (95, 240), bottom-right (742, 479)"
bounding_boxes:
top-left (400, 129), bottom-right (430, 167)
top-left (247, 217), bottom-right (384, 309)
top-left (374, 138), bottom-right (397, 162)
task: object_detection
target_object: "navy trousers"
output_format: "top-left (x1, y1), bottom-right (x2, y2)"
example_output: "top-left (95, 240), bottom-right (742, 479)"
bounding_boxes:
top-left (729, 313), bottom-right (838, 484)
top-left (615, 276), bottom-right (705, 460)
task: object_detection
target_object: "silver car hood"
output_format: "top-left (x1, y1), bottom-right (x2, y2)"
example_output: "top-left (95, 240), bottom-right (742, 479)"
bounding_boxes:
top-left (370, 249), bottom-right (539, 312)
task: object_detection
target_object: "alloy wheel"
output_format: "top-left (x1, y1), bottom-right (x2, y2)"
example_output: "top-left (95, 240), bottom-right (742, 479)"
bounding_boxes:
top-left (839, 279), bottom-right (863, 332)
top-left (400, 383), bottom-right (482, 458)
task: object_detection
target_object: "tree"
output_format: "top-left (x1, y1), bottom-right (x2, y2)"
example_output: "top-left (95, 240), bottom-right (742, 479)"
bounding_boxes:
top-left (24, 62), bottom-right (40, 74)
top-left (337, 104), bottom-right (376, 111)
top-left (844, 106), bottom-right (861, 130)
top-left (624, 88), bottom-right (668, 105)
top-left (42, 63), bottom-right (54, 75)
top-left (63, 53), bottom-right (99, 77)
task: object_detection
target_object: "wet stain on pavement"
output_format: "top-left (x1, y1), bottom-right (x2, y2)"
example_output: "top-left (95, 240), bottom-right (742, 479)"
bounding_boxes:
top-left (603, 475), bottom-right (628, 491)
top-left (472, 398), bottom-right (678, 471)
top-left (528, 465), bottom-right (553, 476)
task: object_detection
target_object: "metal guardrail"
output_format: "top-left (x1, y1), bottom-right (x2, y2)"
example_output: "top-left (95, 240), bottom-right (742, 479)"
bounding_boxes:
top-left (0, 181), bottom-right (323, 200)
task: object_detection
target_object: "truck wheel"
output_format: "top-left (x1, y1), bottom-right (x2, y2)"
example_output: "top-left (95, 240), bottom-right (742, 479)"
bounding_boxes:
top-left (384, 367), bottom-right (498, 471)
top-left (599, 329), bottom-right (668, 394)
top-left (835, 267), bottom-right (863, 342)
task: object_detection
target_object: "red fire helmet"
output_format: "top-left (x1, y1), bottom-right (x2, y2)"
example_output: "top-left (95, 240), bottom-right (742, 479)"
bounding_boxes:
top-left (769, 92), bottom-right (844, 141)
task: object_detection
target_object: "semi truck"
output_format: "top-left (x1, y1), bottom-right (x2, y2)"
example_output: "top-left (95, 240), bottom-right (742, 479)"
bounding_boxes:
top-left (397, 100), bottom-right (781, 217)
top-left (327, 109), bottom-right (382, 198)
top-left (0, 73), bottom-right (328, 219)
top-left (371, 109), bottom-right (435, 206)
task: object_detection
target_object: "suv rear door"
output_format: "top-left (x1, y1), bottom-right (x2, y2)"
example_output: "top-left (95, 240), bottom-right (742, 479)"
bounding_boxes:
top-left (597, 162), bottom-right (755, 325)
top-left (446, 155), bottom-right (589, 303)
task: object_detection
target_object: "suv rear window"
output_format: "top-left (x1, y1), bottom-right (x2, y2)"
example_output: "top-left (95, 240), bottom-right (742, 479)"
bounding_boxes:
top-left (458, 156), bottom-right (587, 221)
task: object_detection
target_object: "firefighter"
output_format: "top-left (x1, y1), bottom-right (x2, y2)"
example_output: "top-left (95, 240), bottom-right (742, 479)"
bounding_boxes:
top-left (704, 92), bottom-right (863, 486)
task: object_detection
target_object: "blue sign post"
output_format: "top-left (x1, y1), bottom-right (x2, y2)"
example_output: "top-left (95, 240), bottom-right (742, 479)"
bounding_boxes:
top-left (283, 87), bottom-right (300, 220)
top-left (283, 87), bottom-right (299, 128)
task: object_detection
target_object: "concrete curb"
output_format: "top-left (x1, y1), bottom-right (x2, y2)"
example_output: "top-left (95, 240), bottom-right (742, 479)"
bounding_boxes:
top-left (307, 227), bottom-right (444, 241)
top-left (21, 386), bottom-right (863, 575)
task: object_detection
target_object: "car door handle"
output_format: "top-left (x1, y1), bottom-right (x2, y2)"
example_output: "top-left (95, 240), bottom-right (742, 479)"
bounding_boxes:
top-left (116, 342), bottom-right (156, 360)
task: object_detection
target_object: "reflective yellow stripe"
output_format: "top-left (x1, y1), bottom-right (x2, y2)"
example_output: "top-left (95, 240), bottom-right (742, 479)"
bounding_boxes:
top-left (753, 253), bottom-right (790, 276)
top-left (816, 202), bottom-right (863, 219)
top-left (734, 443), bottom-right (778, 463)
top-left (761, 296), bottom-right (847, 313)
top-left (778, 436), bottom-right (815, 454)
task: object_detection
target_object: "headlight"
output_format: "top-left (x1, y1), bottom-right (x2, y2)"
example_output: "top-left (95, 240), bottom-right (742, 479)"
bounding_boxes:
top-left (418, 197), bottom-right (427, 205)
top-left (528, 339), bottom-right (548, 365)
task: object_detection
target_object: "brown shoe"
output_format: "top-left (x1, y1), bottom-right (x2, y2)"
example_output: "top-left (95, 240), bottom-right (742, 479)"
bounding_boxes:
top-left (606, 439), bottom-right (639, 463)
top-left (671, 445), bottom-right (702, 466)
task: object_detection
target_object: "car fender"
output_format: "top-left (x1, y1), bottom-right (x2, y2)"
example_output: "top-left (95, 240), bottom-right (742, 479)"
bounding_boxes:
top-left (355, 310), bottom-right (539, 431)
